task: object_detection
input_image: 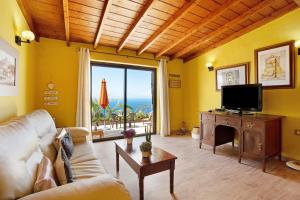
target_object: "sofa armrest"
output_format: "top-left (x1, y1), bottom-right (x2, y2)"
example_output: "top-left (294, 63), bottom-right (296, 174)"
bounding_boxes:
top-left (19, 175), bottom-right (131, 200)
top-left (66, 127), bottom-right (90, 143)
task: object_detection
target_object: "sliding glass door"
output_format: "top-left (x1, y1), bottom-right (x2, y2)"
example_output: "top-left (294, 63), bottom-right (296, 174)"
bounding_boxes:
top-left (91, 62), bottom-right (156, 141)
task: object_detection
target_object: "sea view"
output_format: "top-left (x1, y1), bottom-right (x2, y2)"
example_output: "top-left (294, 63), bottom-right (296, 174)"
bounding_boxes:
top-left (94, 98), bottom-right (153, 114)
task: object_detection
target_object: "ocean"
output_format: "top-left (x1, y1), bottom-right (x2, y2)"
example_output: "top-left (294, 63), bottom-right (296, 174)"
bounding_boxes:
top-left (106, 98), bottom-right (153, 113)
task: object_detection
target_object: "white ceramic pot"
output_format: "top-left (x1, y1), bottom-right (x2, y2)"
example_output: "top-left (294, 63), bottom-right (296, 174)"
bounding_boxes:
top-left (191, 127), bottom-right (200, 139)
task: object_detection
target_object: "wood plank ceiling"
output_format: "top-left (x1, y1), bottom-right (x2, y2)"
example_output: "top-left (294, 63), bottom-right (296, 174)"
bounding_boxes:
top-left (18, 0), bottom-right (299, 62)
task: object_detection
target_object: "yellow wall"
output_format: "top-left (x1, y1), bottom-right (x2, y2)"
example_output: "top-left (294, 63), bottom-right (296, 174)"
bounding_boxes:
top-left (35, 38), bottom-right (183, 131)
top-left (0, 0), bottom-right (36, 121)
top-left (183, 9), bottom-right (300, 160)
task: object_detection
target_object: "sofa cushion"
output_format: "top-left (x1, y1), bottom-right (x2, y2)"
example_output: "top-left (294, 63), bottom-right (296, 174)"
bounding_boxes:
top-left (39, 131), bottom-right (57, 163)
top-left (26, 109), bottom-right (57, 138)
top-left (34, 156), bottom-right (57, 192)
top-left (70, 142), bottom-right (98, 164)
top-left (0, 117), bottom-right (43, 199)
top-left (71, 159), bottom-right (106, 180)
top-left (55, 147), bottom-right (73, 185)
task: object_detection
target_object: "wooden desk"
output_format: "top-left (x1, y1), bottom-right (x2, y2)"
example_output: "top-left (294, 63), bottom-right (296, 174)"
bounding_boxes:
top-left (200, 112), bottom-right (283, 172)
top-left (115, 141), bottom-right (177, 200)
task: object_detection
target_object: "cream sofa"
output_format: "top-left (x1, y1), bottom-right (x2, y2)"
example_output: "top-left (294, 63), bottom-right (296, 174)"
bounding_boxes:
top-left (0, 109), bottom-right (131, 200)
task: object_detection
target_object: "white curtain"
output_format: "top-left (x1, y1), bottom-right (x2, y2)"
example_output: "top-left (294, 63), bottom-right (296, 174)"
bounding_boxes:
top-left (158, 58), bottom-right (170, 136)
top-left (76, 48), bottom-right (91, 129)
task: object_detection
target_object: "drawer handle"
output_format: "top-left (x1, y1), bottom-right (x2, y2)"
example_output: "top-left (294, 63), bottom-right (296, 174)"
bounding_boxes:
top-left (258, 143), bottom-right (263, 151)
top-left (247, 122), bottom-right (254, 129)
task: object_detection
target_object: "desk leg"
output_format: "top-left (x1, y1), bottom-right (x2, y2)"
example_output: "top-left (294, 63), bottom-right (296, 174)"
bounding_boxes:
top-left (139, 175), bottom-right (144, 200)
top-left (262, 158), bottom-right (266, 172)
top-left (116, 147), bottom-right (119, 172)
top-left (170, 160), bottom-right (175, 194)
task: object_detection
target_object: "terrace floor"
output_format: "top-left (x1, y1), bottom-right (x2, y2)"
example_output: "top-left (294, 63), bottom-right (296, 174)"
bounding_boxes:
top-left (92, 121), bottom-right (152, 139)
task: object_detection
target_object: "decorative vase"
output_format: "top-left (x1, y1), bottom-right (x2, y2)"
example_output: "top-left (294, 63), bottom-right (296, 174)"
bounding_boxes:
top-left (142, 151), bottom-right (151, 158)
top-left (126, 138), bottom-right (133, 144)
top-left (192, 127), bottom-right (200, 139)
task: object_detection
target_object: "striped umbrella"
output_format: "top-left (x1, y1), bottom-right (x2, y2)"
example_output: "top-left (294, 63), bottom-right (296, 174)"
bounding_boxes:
top-left (99, 79), bottom-right (109, 127)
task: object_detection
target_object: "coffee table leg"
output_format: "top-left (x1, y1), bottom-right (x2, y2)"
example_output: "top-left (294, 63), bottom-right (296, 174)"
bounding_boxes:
top-left (116, 146), bottom-right (119, 172)
top-left (170, 160), bottom-right (175, 194)
top-left (139, 175), bottom-right (144, 200)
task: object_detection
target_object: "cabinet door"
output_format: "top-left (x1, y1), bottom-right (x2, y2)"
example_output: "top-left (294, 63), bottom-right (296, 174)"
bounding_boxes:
top-left (201, 122), bottom-right (214, 146)
top-left (241, 129), bottom-right (263, 157)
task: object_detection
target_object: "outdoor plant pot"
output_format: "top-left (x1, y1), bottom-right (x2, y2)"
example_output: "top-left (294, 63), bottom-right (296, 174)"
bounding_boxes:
top-left (127, 138), bottom-right (133, 144)
top-left (142, 151), bottom-right (151, 158)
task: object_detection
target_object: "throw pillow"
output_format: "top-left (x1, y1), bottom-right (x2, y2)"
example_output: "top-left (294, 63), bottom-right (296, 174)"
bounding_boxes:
top-left (54, 147), bottom-right (73, 185)
top-left (61, 132), bottom-right (74, 159)
top-left (53, 128), bottom-right (67, 150)
top-left (34, 156), bottom-right (57, 192)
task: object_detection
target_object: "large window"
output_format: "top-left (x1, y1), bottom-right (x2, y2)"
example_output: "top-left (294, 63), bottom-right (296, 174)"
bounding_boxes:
top-left (91, 62), bottom-right (156, 141)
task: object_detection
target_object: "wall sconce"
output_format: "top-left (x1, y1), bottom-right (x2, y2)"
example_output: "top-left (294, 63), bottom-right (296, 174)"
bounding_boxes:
top-left (206, 62), bottom-right (214, 71)
top-left (15, 30), bottom-right (35, 46)
top-left (295, 40), bottom-right (300, 55)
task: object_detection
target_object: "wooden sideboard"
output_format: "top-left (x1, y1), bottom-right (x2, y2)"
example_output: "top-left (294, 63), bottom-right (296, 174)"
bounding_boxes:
top-left (200, 111), bottom-right (283, 172)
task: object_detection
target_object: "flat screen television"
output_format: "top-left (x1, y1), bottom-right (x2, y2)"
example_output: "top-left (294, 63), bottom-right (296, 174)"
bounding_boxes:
top-left (221, 84), bottom-right (263, 112)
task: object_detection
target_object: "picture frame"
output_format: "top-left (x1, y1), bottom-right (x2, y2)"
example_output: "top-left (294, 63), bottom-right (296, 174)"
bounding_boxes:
top-left (215, 62), bottom-right (249, 91)
top-left (255, 41), bottom-right (295, 88)
top-left (0, 38), bottom-right (19, 96)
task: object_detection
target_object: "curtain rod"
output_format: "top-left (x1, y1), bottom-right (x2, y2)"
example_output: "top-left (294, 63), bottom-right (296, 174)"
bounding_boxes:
top-left (81, 49), bottom-right (163, 62)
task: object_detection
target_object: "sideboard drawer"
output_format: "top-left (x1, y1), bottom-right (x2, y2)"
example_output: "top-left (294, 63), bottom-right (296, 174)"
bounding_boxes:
top-left (216, 115), bottom-right (241, 128)
top-left (242, 119), bottom-right (265, 131)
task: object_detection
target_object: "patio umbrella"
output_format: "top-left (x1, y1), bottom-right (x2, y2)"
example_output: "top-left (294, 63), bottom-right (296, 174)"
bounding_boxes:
top-left (99, 79), bottom-right (109, 127)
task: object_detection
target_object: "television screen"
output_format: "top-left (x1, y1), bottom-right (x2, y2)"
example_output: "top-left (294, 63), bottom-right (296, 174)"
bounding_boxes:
top-left (221, 84), bottom-right (262, 112)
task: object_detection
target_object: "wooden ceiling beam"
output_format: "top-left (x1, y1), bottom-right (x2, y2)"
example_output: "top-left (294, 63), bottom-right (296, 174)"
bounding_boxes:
top-left (16, 0), bottom-right (39, 41)
top-left (137, 0), bottom-right (197, 55)
top-left (94, 0), bottom-right (112, 49)
top-left (183, 3), bottom-right (297, 63)
top-left (117, 0), bottom-right (157, 53)
top-left (62, 0), bottom-right (70, 46)
top-left (172, 0), bottom-right (276, 59)
top-left (293, 0), bottom-right (300, 6)
top-left (156, 0), bottom-right (240, 58)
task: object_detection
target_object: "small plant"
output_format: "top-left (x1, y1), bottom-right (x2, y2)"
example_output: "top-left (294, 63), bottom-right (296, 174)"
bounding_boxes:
top-left (122, 129), bottom-right (136, 139)
top-left (139, 141), bottom-right (152, 152)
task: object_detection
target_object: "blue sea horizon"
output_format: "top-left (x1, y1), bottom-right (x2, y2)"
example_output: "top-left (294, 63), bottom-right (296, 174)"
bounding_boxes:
top-left (94, 98), bottom-right (153, 113)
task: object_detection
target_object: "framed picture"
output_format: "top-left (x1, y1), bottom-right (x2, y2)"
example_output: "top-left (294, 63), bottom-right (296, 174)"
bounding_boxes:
top-left (215, 62), bottom-right (249, 91)
top-left (0, 38), bottom-right (19, 96)
top-left (255, 41), bottom-right (295, 88)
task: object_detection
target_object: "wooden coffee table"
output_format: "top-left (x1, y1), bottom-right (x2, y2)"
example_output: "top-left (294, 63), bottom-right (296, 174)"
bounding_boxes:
top-left (115, 141), bottom-right (177, 200)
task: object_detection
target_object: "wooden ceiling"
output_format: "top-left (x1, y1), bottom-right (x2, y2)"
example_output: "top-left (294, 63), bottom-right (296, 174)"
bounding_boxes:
top-left (17, 0), bottom-right (299, 62)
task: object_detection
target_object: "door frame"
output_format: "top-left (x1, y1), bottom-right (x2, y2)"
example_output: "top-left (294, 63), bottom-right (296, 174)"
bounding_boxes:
top-left (90, 61), bottom-right (157, 141)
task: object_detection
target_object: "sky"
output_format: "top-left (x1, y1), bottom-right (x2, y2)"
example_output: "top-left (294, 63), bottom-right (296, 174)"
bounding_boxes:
top-left (91, 65), bottom-right (153, 100)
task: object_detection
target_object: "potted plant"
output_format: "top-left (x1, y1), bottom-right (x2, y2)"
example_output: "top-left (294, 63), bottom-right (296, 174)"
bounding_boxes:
top-left (139, 131), bottom-right (152, 157)
top-left (140, 141), bottom-right (152, 157)
top-left (123, 129), bottom-right (136, 144)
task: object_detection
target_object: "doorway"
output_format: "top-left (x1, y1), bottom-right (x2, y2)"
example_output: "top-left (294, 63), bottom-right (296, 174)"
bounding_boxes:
top-left (91, 62), bottom-right (157, 141)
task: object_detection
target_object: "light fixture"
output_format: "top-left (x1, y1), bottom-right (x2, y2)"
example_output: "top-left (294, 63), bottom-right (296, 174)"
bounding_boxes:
top-left (15, 30), bottom-right (35, 46)
top-left (206, 62), bottom-right (214, 71)
top-left (295, 40), bottom-right (300, 55)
